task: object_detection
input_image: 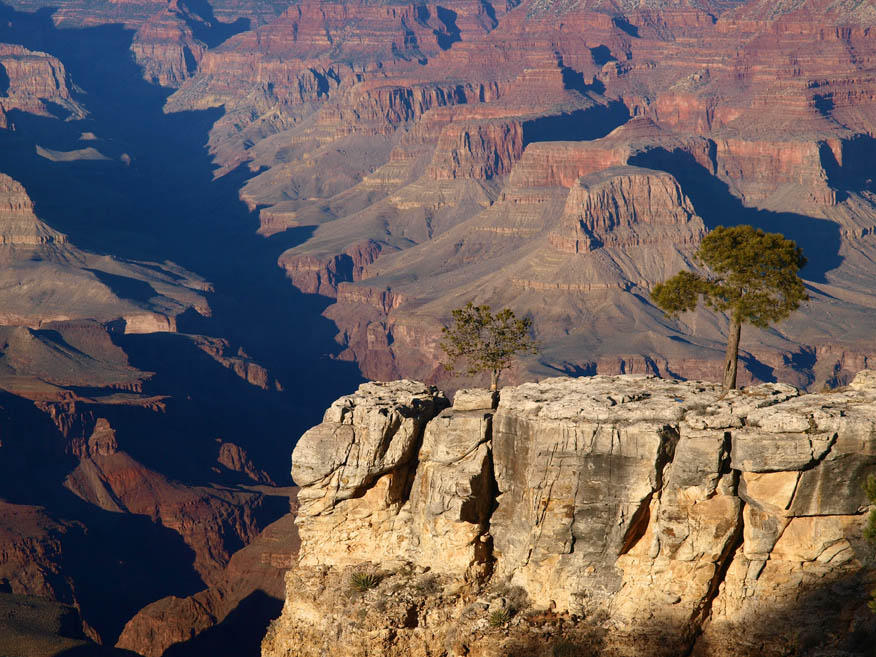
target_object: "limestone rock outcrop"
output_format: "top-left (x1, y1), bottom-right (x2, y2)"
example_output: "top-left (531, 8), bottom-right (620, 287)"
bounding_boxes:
top-left (264, 373), bottom-right (876, 657)
top-left (293, 380), bottom-right (453, 566)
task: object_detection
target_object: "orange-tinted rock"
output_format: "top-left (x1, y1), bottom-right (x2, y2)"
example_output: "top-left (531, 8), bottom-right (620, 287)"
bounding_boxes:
top-left (0, 44), bottom-right (84, 128)
top-left (280, 239), bottom-right (389, 297)
top-left (63, 443), bottom-right (268, 585)
top-left (217, 441), bottom-right (273, 484)
top-left (0, 503), bottom-right (78, 603)
top-left (426, 119), bottom-right (524, 181)
top-left (549, 166), bottom-right (704, 253)
top-left (131, 9), bottom-right (205, 86)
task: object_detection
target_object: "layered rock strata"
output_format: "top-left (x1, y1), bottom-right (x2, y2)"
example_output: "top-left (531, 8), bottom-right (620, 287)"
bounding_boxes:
top-left (264, 373), bottom-right (876, 657)
top-left (0, 44), bottom-right (85, 128)
top-left (154, 0), bottom-right (876, 391)
top-left (0, 174), bottom-right (210, 332)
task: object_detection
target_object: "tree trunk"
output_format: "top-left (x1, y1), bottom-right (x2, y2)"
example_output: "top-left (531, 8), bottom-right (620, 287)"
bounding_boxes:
top-left (722, 315), bottom-right (742, 392)
top-left (490, 369), bottom-right (499, 392)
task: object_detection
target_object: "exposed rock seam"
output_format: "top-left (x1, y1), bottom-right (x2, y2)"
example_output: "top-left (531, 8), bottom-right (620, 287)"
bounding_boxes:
top-left (620, 423), bottom-right (680, 555)
top-left (683, 498), bottom-right (745, 657)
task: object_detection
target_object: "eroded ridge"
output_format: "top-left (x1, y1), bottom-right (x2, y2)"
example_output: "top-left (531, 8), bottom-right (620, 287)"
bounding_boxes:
top-left (266, 372), bottom-right (876, 657)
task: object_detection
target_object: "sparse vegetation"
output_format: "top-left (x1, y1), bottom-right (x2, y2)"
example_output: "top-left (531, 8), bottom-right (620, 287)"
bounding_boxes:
top-left (349, 571), bottom-right (381, 592)
top-left (488, 609), bottom-right (511, 627)
top-left (651, 225), bottom-right (808, 392)
top-left (440, 302), bottom-right (538, 391)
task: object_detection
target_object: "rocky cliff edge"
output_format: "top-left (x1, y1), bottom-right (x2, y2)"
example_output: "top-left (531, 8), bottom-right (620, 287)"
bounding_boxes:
top-left (263, 373), bottom-right (876, 657)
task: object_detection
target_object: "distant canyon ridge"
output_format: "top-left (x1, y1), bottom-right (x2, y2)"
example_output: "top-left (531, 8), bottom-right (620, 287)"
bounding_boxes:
top-left (138, 0), bottom-right (876, 391)
top-left (0, 0), bottom-right (872, 654)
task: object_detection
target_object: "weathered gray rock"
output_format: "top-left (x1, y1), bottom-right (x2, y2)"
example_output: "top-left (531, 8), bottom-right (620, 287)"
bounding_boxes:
top-left (730, 432), bottom-right (836, 472)
top-left (403, 406), bottom-right (495, 575)
top-left (489, 376), bottom-right (707, 612)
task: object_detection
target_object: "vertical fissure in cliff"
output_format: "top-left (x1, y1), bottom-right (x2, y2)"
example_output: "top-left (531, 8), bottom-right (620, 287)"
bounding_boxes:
top-left (619, 424), bottom-right (680, 556)
top-left (680, 428), bottom-right (744, 654)
top-left (683, 464), bottom-right (745, 656)
top-left (461, 411), bottom-right (499, 579)
top-left (387, 405), bottom-right (449, 508)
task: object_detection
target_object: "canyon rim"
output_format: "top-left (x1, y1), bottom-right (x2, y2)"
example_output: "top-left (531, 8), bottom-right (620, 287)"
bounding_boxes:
top-left (0, 0), bottom-right (872, 654)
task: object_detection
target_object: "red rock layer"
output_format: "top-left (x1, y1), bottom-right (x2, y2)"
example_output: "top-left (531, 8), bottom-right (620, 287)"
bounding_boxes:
top-left (170, 0), bottom-right (874, 394)
top-left (116, 495), bottom-right (298, 656)
top-left (0, 45), bottom-right (85, 128)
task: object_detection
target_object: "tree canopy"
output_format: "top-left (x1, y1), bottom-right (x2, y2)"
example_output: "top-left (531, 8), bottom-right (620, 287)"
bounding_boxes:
top-left (652, 225), bottom-right (808, 391)
top-left (439, 302), bottom-right (538, 391)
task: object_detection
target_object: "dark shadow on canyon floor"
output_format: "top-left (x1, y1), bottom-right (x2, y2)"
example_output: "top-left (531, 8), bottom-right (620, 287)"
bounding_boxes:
top-left (162, 589), bottom-right (283, 657)
top-left (0, 391), bottom-right (208, 643)
top-left (0, 1), bottom-right (362, 647)
top-left (0, 2), bottom-right (365, 487)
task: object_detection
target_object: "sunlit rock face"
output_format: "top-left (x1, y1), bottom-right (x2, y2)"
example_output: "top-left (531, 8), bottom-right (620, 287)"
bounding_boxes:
top-left (0, 0), bottom-right (873, 653)
top-left (265, 373), bottom-right (876, 657)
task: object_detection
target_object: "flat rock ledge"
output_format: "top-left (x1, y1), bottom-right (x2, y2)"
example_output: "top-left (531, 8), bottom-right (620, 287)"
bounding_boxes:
top-left (264, 374), bottom-right (876, 657)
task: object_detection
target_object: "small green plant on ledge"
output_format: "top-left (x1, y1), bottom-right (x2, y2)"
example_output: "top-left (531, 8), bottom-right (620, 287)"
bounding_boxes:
top-left (489, 609), bottom-right (512, 627)
top-left (349, 571), bottom-right (381, 593)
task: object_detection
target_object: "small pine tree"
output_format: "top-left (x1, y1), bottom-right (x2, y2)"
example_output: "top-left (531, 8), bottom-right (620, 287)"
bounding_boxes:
top-left (652, 225), bottom-right (808, 392)
top-left (440, 302), bottom-right (538, 391)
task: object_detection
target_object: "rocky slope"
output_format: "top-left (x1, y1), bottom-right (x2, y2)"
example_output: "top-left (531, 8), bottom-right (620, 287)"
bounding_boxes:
top-left (154, 0), bottom-right (876, 391)
top-left (0, 173), bottom-right (209, 332)
top-left (264, 373), bottom-right (876, 657)
top-left (116, 493), bottom-right (299, 656)
top-left (0, 44), bottom-right (85, 128)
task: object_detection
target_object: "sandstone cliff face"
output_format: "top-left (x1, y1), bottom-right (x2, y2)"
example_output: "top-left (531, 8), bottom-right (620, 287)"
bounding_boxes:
top-left (264, 374), bottom-right (876, 657)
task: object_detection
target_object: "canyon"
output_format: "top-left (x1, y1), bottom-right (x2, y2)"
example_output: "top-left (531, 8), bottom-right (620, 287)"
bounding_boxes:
top-left (265, 372), bottom-right (876, 657)
top-left (0, 0), bottom-right (871, 655)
